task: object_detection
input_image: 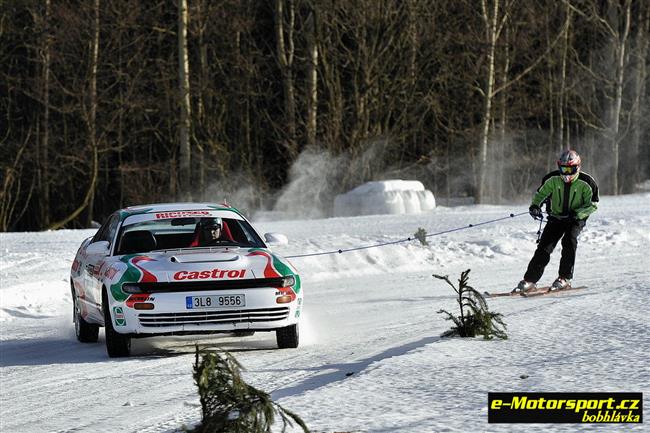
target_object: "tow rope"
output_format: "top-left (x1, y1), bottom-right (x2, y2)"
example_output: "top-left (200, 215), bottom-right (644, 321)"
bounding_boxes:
top-left (285, 211), bottom-right (530, 259)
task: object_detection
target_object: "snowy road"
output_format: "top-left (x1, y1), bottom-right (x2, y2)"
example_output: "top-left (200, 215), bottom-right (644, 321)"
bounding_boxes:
top-left (1, 194), bottom-right (649, 432)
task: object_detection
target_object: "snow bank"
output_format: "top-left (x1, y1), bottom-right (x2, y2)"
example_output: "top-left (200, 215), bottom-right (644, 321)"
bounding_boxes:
top-left (333, 180), bottom-right (435, 217)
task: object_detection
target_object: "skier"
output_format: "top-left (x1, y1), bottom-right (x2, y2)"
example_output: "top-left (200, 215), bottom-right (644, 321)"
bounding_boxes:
top-left (516, 150), bottom-right (599, 292)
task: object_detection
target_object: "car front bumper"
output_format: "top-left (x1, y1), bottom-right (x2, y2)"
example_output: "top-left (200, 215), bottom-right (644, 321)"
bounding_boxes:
top-left (109, 288), bottom-right (302, 335)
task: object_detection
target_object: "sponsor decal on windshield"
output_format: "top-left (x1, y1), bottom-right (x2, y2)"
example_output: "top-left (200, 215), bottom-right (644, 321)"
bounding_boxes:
top-left (155, 211), bottom-right (210, 219)
top-left (173, 269), bottom-right (247, 280)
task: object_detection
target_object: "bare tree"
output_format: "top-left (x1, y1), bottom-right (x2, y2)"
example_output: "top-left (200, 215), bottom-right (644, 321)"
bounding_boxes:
top-left (629, 0), bottom-right (649, 191)
top-left (0, 130), bottom-right (34, 231)
top-left (476, 0), bottom-right (570, 202)
top-left (609, 0), bottom-right (632, 195)
top-left (178, 0), bottom-right (192, 199)
top-left (40, 0), bottom-right (52, 227)
top-left (47, 0), bottom-right (100, 230)
top-left (3, 0), bottom-right (650, 230)
top-left (477, 0), bottom-right (509, 203)
top-left (558, 4), bottom-right (573, 151)
top-left (305, 8), bottom-right (318, 148)
top-left (194, 0), bottom-right (208, 199)
top-left (275, 0), bottom-right (297, 158)
top-left (568, 0), bottom-right (634, 194)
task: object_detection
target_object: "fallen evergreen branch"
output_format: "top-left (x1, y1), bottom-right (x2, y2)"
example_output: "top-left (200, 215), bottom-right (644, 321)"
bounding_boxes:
top-left (433, 269), bottom-right (507, 340)
top-left (190, 346), bottom-right (310, 433)
top-left (414, 227), bottom-right (428, 246)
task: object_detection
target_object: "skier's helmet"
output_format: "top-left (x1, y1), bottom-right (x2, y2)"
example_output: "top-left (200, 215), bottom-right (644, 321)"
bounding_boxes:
top-left (557, 149), bottom-right (581, 183)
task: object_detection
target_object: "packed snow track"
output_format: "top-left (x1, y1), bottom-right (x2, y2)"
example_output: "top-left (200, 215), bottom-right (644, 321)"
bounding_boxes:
top-left (1, 194), bottom-right (649, 432)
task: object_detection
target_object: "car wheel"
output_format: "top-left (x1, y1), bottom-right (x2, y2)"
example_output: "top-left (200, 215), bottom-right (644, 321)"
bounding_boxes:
top-left (72, 289), bottom-right (99, 343)
top-left (276, 324), bottom-right (299, 349)
top-left (102, 290), bottom-right (131, 358)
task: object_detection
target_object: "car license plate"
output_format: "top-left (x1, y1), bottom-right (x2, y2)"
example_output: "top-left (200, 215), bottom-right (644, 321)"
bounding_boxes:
top-left (186, 295), bottom-right (246, 309)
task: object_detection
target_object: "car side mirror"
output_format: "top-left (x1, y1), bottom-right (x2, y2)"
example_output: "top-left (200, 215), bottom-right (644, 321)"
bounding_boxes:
top-left (264, 233), bottom-right (288, 246)
top-left (86, 240), bottom-right (110, 256)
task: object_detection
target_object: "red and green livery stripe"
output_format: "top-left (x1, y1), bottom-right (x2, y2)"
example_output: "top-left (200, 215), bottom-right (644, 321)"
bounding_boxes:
top-left (246, 249), bottom-right (301, 295)
top-left (109, 255), bottom-right (157, 302)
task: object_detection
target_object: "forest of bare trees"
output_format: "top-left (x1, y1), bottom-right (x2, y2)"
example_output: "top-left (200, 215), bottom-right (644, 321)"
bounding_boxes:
top-left (1, 0), bottom-right (648, 231)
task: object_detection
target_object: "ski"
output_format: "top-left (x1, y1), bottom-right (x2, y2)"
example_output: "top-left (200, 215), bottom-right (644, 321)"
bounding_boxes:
top-left (484, 286), bottom-right (587, 298)
top-left (520, 286), bottom-right (587, 297)
top-left (483, 286), bottom-right (550, 298)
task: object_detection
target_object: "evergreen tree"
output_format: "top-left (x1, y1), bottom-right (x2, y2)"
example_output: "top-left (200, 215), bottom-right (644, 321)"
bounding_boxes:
top-left (434, 269), bottom-right (507, 340)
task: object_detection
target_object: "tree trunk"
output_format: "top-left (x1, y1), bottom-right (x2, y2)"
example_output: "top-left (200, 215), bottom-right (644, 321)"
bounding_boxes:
top-left (306, 9), bottom-right (318, 148)
top-left (545, 5), bottom-right (556, 168)
top-left (41, 0), bottom-right (51, 227)
top-left (477, 0), bottom-right (500, 204)
top-left (196, 0), bottom-right (207, 199)
top-left (117, 18), bottom-right (124, 209)
top-left (408, 0), bottom-right (419, 156)
top-left (275, 0), bottom-right (297, 158)
top-left (611, 0), bottom-right (632, 195)
top-left (497, 24), bottom-right (510, 203)
top-left (178, 0), bottom-right (192, 200)
top-left (1, 131), bottom-right (31, 231)
top-left (630, 2), bottom-right (649, 191)
top-left (558, 6), bottom-right (572, 151)
top-left (86, 0), bottom-right (100, 227)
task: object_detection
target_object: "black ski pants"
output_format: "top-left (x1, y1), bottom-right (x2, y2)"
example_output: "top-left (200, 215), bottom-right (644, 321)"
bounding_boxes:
top-left (524, 217), bottom-right (586, 283)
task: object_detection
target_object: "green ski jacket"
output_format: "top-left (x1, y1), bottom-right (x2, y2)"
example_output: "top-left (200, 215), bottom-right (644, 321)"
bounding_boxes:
top-left (531, 171), bottom-right (599, 220)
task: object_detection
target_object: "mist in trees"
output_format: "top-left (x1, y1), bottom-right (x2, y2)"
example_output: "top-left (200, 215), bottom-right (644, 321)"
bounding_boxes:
top-left (1, 0), bottom-right (648, 231)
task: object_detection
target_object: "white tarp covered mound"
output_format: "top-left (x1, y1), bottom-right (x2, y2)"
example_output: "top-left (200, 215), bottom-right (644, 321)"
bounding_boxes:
top-left (333, 180), bottom-right (435, 217)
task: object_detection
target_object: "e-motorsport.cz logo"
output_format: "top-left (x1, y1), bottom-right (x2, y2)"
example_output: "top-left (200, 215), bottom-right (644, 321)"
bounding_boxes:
top-left (488, 392), bottom-right (642, 423)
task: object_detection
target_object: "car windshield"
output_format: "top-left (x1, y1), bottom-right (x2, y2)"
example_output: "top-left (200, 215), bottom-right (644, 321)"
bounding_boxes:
top-left (115, 216), bottom-right (265, 255)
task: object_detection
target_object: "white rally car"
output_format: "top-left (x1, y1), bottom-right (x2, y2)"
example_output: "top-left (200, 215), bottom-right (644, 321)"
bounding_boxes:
top-left (70, 203), bottom-right (302, 357)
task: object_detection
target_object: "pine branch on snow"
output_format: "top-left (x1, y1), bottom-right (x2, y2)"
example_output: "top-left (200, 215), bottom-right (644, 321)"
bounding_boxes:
top-left (414, 228), bottom-right (428, 246)
top-left (190, 346), bottom-right (310, 433)
top-left (434, 269), bottom-right (507, 340)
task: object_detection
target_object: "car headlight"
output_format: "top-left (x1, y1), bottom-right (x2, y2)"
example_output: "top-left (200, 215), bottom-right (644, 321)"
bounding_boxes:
top-left (281, 275), bottom-right (295, 287)
top-left (122, 283), bottom-right (142, 294)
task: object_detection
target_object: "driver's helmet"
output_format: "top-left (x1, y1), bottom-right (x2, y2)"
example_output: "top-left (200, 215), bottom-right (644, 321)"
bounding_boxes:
top-left (557, 149), bottom-right (581, 183)
top-left (199, 217), bottom-right (222, 241)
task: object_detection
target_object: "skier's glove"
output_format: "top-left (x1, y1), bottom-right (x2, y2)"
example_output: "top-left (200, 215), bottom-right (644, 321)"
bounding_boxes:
top-left (529, 204), bottom-right (542, 220)
top-left (568, 210), bottom-right (585, 225)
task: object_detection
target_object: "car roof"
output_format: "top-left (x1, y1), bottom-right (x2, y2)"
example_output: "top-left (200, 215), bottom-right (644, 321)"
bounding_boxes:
top-left (122, 202), bottom-right (233, 213)
top-left (118, 203), bottom-right (245, 223)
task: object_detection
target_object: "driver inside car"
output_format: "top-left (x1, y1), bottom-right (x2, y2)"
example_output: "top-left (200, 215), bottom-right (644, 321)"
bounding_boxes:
top-left (191, 217), bottom-right (231, 246)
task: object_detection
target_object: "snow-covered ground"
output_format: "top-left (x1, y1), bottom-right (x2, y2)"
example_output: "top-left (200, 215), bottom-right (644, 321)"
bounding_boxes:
top-left (1, 194), bottom-right (649, 432)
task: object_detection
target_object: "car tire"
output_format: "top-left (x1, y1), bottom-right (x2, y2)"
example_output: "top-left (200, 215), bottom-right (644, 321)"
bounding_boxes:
top-left (72, 289), bottom-right (99, 343)
top-left (276, 324), bottom-right (299, 349)
top-left (102, 290), bottom-right (131, 358)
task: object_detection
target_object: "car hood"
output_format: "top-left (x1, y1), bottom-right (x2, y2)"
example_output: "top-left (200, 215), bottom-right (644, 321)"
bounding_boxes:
top-left (104, 247), bottom-right (300, 302)
top-left (116, 247), bottom-right (296, 282)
